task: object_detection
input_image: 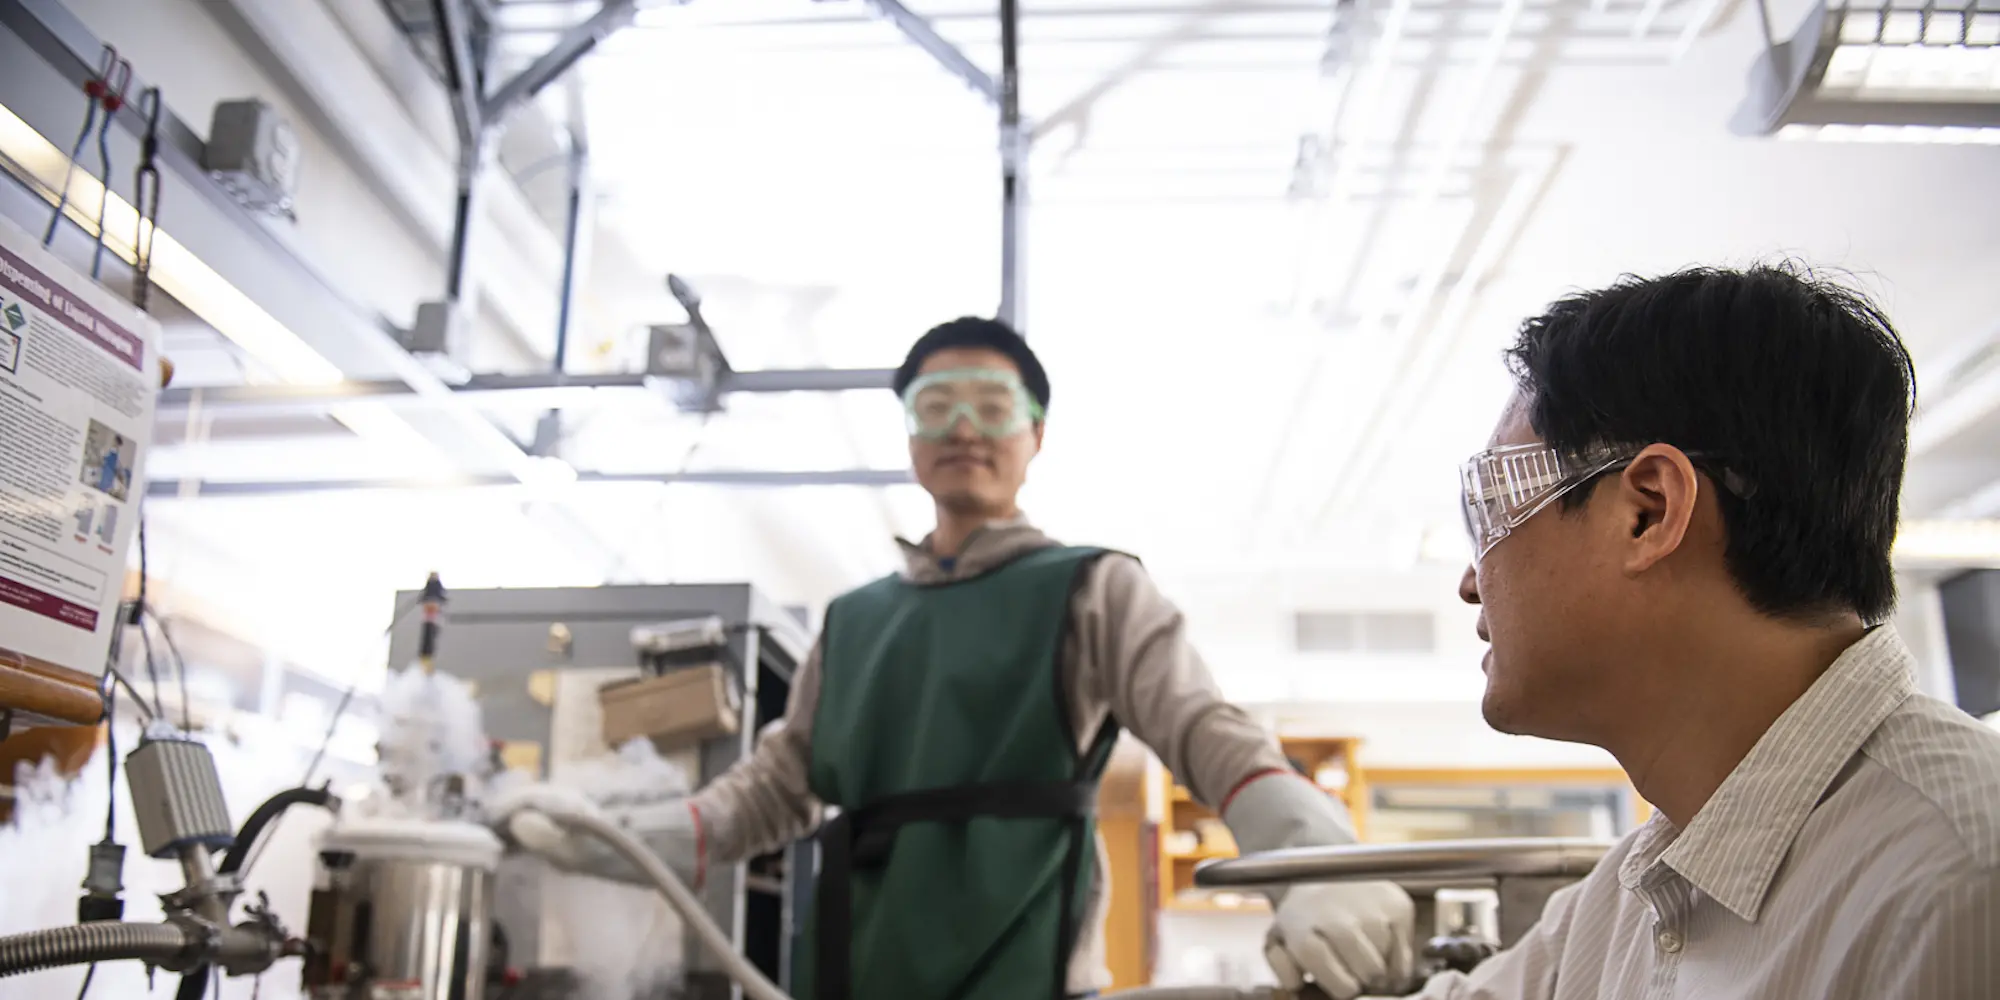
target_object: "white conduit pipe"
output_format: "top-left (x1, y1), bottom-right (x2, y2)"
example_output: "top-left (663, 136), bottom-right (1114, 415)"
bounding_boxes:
top-left (1302, 0), bottom-right (1528, 529)
top-left (541, 807), bottom-right (791, 1000)
top-left (538, 806), bottom-right (1326, 1000)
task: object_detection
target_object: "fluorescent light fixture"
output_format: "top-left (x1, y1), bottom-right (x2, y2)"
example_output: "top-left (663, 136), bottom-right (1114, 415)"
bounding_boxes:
top-left (1777, 121), bottom-right (2000, 142)
top-left (515, 455), bottom-right (580, 488)
top-left (0, 101), bottom-right (524, 486)
top-left (0, 103), bottom-right (344, 383)
top-left (1732, 2), bottom-right (2000, 137)
top-left (1893, 518), bottom-right (2000, 564)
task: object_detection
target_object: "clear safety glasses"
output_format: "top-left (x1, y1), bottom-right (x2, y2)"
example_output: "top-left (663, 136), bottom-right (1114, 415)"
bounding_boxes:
top-left (902, 368), bottom-right (1044, 441)
top-left (1459, 444), bottom-right (1638, 564)
top-left (1459, 443), bottom-right (1752, 563)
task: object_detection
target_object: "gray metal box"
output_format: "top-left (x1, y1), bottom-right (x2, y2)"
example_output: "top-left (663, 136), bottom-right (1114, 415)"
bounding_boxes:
top-left (125, 737), bottom-right (233, 859)
top-left (400, 301), bottom-right (474, 383)
top-left (203, 99), bottom-right (300, 218)
top-left (645, 323), bottom-right (728, 412)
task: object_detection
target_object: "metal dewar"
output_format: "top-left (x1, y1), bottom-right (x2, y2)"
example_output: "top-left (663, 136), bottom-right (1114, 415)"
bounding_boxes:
top-left (303, 818), bottom-right (503, 1000)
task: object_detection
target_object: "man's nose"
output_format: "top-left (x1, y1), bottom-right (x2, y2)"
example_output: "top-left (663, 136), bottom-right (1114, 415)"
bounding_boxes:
top-left (1458, 563), bottom-right (1481, 605)
top-left (945, 413), bottom-right (981, 442)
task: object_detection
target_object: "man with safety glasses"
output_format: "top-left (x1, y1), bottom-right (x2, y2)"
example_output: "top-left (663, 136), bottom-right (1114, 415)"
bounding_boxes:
top-left (494, 317), bottom-right (1415, 1000)
top-left (1409, 266), bottom-right (2000, 999)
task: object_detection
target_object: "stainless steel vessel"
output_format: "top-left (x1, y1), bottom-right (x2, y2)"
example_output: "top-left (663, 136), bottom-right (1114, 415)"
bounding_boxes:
top-left (304, 818), bottom-right (503, 1000)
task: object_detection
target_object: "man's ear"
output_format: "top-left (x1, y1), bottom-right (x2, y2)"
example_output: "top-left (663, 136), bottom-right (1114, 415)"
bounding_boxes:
top-left (1614, 444), bottom-right (1700, 574)
top-left (1031, 421), bottom-right (1046, 453)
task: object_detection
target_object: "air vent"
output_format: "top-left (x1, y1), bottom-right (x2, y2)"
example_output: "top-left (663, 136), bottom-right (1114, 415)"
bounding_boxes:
top-left (1293, 611), bottom-right (1436, 654)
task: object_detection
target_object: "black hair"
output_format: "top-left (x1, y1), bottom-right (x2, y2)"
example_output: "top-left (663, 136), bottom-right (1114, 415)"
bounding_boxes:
top-left (894, 317), bottom-right (1051, 412)
top-left (1505, 263), bottom-right (1915, 623)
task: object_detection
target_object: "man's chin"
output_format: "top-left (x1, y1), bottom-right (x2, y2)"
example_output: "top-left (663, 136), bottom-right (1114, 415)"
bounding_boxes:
top-left (1480, 684), bottom-right (1533, 737)
top-left (934, 489), bottom-right (999, 515)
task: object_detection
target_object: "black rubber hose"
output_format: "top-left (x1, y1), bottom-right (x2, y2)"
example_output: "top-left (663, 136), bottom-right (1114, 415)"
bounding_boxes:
top-left (170, 964), bottom-right (206, 1000)
top-left (0, 922), bottom-right (190, 978)
top-left (218, 786), bottom-right (336, 875)
top-left (168, 786), bottom-right (335, 1000)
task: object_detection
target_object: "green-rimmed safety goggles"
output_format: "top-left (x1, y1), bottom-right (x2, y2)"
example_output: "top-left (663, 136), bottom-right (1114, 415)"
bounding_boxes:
top-left (901, 368), bottom-right (1044, 441)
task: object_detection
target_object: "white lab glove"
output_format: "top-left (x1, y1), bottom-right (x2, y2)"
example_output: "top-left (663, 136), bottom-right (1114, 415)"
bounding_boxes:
top-left (1222, 772), bottom-right (1417, 1000)
top-left (1264, 880), bottom-right (1415, 998)
top-left (485, 780), bottom-right (705, 889)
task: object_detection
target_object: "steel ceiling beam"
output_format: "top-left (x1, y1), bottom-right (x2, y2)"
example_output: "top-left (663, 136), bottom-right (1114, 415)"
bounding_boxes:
top-left (146, 467), bottom-right (915, 499)
top-left (998, 0), bottom-right (1026, 331)
top-left (855, 0), bottom-right (1030, 330)
top-left (430, 0), bottom-right (487, 146)
top-left (156, 368), bottom-right (898, 418)
top-left (485, 0), bottom-right (641, 123)
top-left (861, 0), bottom-right (999, 105)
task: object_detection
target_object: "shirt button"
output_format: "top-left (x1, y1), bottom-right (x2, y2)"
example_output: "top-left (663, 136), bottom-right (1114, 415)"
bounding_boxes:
top-left (1657, 930), bottom-right (1683, 954)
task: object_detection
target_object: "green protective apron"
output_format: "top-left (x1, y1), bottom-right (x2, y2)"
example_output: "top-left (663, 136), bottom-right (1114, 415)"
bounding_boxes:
top-left (798, 545), bottom-right (1121, 1000)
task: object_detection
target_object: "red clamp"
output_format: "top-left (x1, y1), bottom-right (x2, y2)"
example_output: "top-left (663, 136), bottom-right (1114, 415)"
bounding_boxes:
top-left (82, 45), bottom-right (112, 100)
top-left (82, 45), bottom-right (130, 112)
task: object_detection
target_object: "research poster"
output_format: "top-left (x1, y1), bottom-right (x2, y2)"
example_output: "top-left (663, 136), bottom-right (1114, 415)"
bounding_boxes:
top-left (0, 215), bottom-right (157, 677)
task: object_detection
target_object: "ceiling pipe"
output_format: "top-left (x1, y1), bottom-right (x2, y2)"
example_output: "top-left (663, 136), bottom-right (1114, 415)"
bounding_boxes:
top-left (146, 468), bottom-right (917, 500)
top-left (1307, 0), bottom-right (1531, 531)
top-left (1243, 0), bottom-right (1417, 551)
top-left (155, 369), bottom-right (899, 420)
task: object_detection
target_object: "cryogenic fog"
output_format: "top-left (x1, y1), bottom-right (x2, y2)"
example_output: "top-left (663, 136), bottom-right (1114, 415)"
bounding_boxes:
top-left (3, 664), bottom-right (692, 1000)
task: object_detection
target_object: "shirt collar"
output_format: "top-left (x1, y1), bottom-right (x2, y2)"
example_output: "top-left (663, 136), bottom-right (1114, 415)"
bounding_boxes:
top-left (1618, 626), bottom-right (1916, 922)
top-left (894, 513), bottom-right (1053, 584)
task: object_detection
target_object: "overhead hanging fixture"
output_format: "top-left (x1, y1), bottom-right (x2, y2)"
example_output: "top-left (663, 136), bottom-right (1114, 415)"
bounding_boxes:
top-left (1731, 0), bottom-right (2000, 142)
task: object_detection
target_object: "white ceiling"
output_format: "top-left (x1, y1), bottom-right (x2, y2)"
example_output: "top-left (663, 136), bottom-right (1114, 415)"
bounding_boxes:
top-left (543, 0), bottom-right (2000, 568)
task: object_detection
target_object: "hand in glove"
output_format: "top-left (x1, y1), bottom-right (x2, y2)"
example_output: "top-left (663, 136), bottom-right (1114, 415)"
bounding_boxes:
top-left (1221, 771), bottom-right (1418, 1000)
top-left (485, 781), bottom-right (705, 889)
top-left (1265, 880), bottom-right (1416, 999)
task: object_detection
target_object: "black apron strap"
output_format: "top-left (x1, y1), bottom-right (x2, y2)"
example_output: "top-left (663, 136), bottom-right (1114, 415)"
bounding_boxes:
top-left (1051, 721), bottom-right (1121, 1000)
top-left (815, 779), bottom-right (1097, 1000)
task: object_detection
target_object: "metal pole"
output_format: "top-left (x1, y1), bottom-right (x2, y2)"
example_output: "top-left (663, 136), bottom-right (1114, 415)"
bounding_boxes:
top-left (552, 134), bottom-right (590, 374)
top-left (997, 0), bottom-right (1026, 334)
top-left (429, 0), bottom-right (486, 149)
top-left (445, 145), bottom-right (485, 304)
top-left (482, 0), bottom-right (641, 127)
top-left (431, 0), bottom-right (489, 309)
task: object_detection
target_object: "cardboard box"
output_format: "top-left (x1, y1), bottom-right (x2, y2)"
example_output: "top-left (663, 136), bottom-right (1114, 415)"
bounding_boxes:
top-left (598, 664), bottom-right (740, 752)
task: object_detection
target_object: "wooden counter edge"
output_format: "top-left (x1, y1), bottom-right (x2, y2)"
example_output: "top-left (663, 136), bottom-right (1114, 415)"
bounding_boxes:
top-left (0, 646), bottom-right (105, 726)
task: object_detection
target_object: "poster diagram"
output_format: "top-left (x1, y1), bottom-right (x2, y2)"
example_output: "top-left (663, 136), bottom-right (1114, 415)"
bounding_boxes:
top-left (0, 296), bottom-right (22, 375)
top-left (79, 419), bottom-right (135, 502)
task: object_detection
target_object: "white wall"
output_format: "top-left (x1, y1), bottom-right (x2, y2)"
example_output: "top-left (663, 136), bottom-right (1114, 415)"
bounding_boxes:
top-left (1152, 563), bottom-right (1616, 767)
top-left (1163, 564), bottom-right (1485, 701)
top-left (1893, 574), bottom-right (1959, 703)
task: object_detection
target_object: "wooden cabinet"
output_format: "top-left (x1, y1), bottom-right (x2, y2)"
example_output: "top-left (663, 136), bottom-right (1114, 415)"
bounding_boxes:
top-left (1156, 736), bottom-right (1367, 912)
top-left (1096, 737), bottom-right (1155, 990)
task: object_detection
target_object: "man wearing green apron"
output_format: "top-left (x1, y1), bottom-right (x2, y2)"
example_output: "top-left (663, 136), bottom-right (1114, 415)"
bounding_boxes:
top-left (494, 318), bottom-right (1415, 999)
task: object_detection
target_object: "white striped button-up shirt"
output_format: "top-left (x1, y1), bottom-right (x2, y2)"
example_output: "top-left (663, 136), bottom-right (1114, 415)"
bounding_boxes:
top-left (1413, 626), bottom-right (2000, 999)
